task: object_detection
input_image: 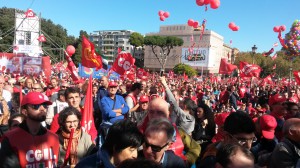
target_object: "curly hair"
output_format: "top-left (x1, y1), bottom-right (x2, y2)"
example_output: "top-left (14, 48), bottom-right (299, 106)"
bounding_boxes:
top-left (58, 106), bottom-right (82, 132)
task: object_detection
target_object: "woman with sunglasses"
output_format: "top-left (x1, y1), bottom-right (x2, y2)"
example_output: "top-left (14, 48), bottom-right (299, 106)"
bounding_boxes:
top-left (57, 106), bottom-right (96, 167)
top-left (75, 120), bottom-right (143, 168)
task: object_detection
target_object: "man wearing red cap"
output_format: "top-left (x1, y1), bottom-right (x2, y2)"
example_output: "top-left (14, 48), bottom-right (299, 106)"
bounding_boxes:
top-left (251, 114), bottom-right (278, 167)
top-left (0, 92), bottom-right (60, 167)
top-left (100, 81), bottom-right (129, 124)
top-left (269, 93), bottom-right (287, 141)
top-left (131, 95), bottom-right (149, 124)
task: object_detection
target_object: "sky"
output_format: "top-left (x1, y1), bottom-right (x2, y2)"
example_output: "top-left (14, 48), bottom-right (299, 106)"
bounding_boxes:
top-left (1, 0), bottom-right (299, 53)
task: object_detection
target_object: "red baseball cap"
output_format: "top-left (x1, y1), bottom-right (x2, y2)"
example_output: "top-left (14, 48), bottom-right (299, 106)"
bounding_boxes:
top-left (269, 94), bottom-right (286, 106)
top-left (260, 114), bottom-right (277, 140)
top-left (21, 92), bottom-right (52, 106)
top-left (139, 95), bottom-right (149, 103)
top-left (108, 81), bottom-right (118, 87)
top-left (214, 112), bottom-right (230, 126)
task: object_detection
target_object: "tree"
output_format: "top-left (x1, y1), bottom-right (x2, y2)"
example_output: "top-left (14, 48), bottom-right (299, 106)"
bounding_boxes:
top-left (129, 32), bottom-right (144, 67)
top-left (144, 35), bottom-right (183, 72)
top-left (173, 63), bottom-right (197, 77)
top-left (233, 50), bottom-right (300, 78)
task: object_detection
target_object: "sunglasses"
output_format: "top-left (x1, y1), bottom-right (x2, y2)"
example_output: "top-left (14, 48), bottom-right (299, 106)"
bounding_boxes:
top-left (228, 133), bottom-right (257, 146)
top-left (28, 103), bottom-right (48, 110)
top-left (144, 141), bottom-right (169, 153)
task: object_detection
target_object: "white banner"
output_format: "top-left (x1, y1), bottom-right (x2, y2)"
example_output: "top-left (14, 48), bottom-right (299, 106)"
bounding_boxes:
top-left (181, 48), bottom-right (209, 67)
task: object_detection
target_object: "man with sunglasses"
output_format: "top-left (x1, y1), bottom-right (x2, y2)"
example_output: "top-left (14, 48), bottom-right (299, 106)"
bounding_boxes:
top-left (142, 118), bottom-right (187, 168)
top-left (0, 92), bottom-right (60, 168)
top-left (197, 111), bottom-right (256, 168)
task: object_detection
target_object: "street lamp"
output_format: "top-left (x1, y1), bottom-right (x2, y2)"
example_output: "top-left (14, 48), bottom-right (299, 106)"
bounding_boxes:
top-left (289, 66), bottom-right (293, 85)
top-left (251, 45), bottom-right (257, 64)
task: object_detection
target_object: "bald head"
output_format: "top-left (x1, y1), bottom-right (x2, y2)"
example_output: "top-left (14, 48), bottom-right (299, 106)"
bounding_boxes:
top-left (3, 85), bottom-right (13, 94)
top-left (283, 118), bottom-right (300, 140)
top-left (148, 98), bottom-right (170, 119)
top-left (100, 76), bottom-right (108, 88)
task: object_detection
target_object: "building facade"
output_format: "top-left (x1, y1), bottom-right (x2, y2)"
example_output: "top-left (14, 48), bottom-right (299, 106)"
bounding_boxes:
top-left (89, 30), bottom-right (134, 63)
top-left (144, 24), bottom-right (235, 74)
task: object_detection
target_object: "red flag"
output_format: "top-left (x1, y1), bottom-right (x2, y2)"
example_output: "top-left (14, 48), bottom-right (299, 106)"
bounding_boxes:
top-left (118, 47), bottom-right (122, 54)
top-left (81, 75), bottom-right (96, 138)
top-left (262, 48), bottom-right (274, 57)
top-left (168, 70), bottom-right (174, 79)
top-left (183, 72), bottom-right (188, 81)
top-left (259, 75), bottom-right (273, 86)
top-left (271, 54), bottom-right (277, 60)
top-left (63, 128), bottom-right (74, 167)
top-left (293, 71), bottom-right (300, 85)
top-left (272, 64), bottom-right (276, 70)
top-left (273, 42), bottom-right (279, 47)
top-left (65, 51), bottom-right (80, 82)
top-left (37, 34), bottom-right (46, 42)
top-left (82, 36), bottom-right (103, 69)
top-left (239, 61), bottom-right (262, 78)
top-left (111, 52), bottom-right (135, 75)
top-left (137, 68), bottom-right (149, 80)
top-left (25, 9), bottom-right (35, 18)
top-left (219, 58), bottom-right (237, 75)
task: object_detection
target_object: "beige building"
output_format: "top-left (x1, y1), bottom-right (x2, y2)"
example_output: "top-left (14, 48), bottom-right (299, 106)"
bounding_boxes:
top-left (144, 24), bottom-right (237, 74)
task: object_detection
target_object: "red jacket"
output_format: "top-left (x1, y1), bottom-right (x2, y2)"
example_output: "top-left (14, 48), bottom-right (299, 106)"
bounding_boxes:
top-left (4, 127), bottom-right (59, 168)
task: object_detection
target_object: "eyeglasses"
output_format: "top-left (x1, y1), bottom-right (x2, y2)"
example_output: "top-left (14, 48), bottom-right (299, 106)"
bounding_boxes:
top-left (144, 141), bottom-right (169, 153)
top-left (65, 120), bottom-right (79, 125)
top-left (32, 87), bottom-right (42, 90)
top-left (228, 133), bottom-right (257, 146)
top-left (28, 103), bottom-right (48, 110)
top-left (61, 86), bottom-right (68, 88)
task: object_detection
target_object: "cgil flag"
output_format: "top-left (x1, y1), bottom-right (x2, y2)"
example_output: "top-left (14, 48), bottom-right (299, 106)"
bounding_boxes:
top-left (239, 61), bottom-right (262, 78)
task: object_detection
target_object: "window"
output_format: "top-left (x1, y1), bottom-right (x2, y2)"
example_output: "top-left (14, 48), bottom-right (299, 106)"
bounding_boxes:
top-left (25, 31), bottom-right (31, 45)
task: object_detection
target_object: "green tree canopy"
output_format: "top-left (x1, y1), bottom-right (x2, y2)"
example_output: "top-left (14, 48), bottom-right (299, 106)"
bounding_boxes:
top-left (173, 63), bottom-right (197, 77)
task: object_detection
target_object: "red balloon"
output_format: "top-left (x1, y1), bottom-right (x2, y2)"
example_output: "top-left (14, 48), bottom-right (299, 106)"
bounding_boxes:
top-left (196, 0), bottom-right (205, 6)
top-left (163, 11), bottom-right (170, 18)
top-left (232, 26), bottom-right (239, 31)
top-left (187, 19), bottom-right (194, 27)
top-left (204, 0), bottom-right (211, 5)
top-left (210, 0), bottom-right (220, 9)
top-left (158, 10), bottom-right (164, 16)
top-left (66, 45), bottom-right (75, 56)
top-left (273, 26), bottom-right (280, 33)
top-left (228, 22), bottom-right (236, 29)
top-left (160, 16), bottom-right (165, 21)
top-left (280, 25), bottom-right (286, 31)
top-left (193, 21), bottom-right (199, 28)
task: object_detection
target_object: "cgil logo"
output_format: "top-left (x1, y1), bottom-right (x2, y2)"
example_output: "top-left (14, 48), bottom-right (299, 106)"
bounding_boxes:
top-left (26, 148), bottom-right (56, 162)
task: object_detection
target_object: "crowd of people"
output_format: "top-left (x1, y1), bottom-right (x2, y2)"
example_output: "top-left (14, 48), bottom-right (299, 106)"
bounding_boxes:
top-left (0, 72), bottom-right (299, 168)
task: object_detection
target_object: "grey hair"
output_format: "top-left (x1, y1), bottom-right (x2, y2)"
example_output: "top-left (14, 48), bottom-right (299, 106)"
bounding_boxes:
top-left (145, 118), bottom-right (175, 142)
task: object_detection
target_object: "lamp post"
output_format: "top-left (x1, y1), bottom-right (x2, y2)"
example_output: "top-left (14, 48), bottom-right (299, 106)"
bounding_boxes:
top-left (289, 66), bottom-right (293, 85)
top-left (251, 45), bottom-right (257, 64)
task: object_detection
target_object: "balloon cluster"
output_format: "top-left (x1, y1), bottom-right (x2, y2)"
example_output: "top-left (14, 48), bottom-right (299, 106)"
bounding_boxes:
top-left (228, 22), bottom-right (239, 31)
top-left (275, 20), bottom-right (300, 56)
top-left (158, 10), bottom-right (170, 21)
top-left (196, 0), bottom-right (220, 9)
top-left (187, 19), bottom-right (200, 29)
top-left (285, 20), bottom-right (300, 56)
